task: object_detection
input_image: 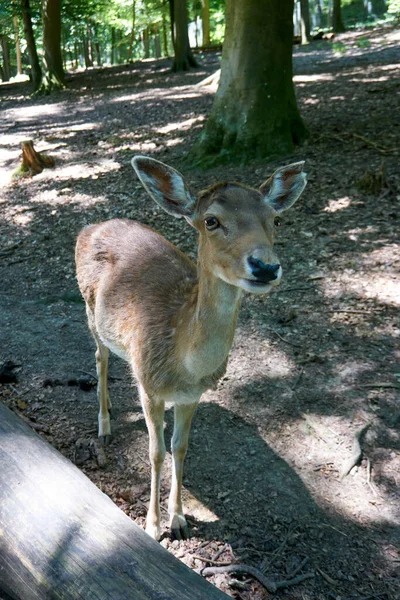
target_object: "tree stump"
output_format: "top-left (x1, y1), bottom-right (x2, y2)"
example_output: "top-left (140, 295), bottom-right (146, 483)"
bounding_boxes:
top-left (14, 140), bottom-right (55, 177)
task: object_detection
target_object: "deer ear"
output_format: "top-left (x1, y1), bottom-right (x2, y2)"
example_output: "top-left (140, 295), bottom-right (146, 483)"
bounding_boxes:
top-left (260, 161), bottom-right (307, 213)
top-left (131, 156), bottom-right (196, 218)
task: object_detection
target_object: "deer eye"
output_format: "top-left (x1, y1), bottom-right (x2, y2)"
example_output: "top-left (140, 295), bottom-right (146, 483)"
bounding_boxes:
top-left (205, 217), bottom-right (220, 231)
top-left (274, 216), bottom-right (282, 227)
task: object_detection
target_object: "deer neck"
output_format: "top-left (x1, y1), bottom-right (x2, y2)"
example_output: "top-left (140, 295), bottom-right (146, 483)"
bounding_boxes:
top-left (178, 257), bottom-right (242, 380)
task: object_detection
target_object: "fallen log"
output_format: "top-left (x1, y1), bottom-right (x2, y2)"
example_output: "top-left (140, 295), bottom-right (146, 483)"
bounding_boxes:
top-left (0, 402), bottom-right (227, 600)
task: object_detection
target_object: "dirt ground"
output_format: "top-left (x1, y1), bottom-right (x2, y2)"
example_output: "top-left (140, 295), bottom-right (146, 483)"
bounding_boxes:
top-left (1, 26), bottom-right (399, 600)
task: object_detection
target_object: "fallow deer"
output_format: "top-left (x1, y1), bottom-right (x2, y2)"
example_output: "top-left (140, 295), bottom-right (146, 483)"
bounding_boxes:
top-left (75, 156), bottom-right (307, 540)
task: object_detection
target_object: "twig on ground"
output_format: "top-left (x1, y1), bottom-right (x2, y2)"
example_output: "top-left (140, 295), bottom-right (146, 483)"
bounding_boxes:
top-left (0, 240), bottom-right (23, 256)
top-left (340, 422), bottom-right (371, 480)
top-left (316, 567), bottom-right (337, 586)
top-left (11, 407), bottom-right (49, 433)
top-left (358, 382), bottom-right (399, 389)
top-left (292, 367), bottom-right (304, 390)
top-left (191, 555), bottom-right (232, 566)
top-left (264, 326), bottom-right (302, 347)
top-left (211, 543), bottom-right (229, 562)
top-left (366, 458), bottom-right (379, 497)
top-left (288, 557), bottom-right (309, 579)
top-left (196, 563), bottom-right (315, 593)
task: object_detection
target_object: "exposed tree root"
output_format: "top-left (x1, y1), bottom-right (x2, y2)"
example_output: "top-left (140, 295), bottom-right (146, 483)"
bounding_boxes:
top-left (196, 561), bottom-right (314, 593)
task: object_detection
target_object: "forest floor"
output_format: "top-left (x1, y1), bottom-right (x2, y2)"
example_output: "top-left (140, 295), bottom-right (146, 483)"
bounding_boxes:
top-left (0, 26), bottom-right (399, 600)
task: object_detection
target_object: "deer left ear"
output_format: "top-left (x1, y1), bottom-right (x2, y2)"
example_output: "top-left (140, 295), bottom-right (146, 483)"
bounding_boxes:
top-left (260, 161), bottom-right (307, 213)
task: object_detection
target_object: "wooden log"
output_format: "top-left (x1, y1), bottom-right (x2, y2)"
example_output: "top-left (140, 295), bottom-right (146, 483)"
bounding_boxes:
top-left (0, 403), bottom-right (228, 600)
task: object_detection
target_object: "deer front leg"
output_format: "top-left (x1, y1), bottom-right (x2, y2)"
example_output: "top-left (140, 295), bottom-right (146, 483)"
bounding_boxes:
top-left (140, 387), bottom-right (166, 540)
top-left (169, 402), bottom-right (197, 540)
top-left (94, 335), bottom-right (111, 443)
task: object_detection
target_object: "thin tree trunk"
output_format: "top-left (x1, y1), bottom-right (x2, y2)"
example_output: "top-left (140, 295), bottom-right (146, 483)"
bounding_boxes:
top-left (169, 0), bottom-right (175, 49)
top-left (13, 15), bottom-right (23, 75)
top-left (201, 0), bottom-right (210, 46)
top-left (190, 0), bottom-right (307, 164)
top-left (332, 0), bottom-right (345, 32)
top-left (127, 1), bottom-right (136, 61)
top-left (172, 0), bottom-right (199, 71)
top-left (300, 0), bottom-right (311, 43)
top-left (111, 27), bottom-right (115, 64)
top-left (1, 37), bottom-right (11, 81)
top-left (162, 1), bottom-right (169, 56)
top-left (143, 27), bottom-right (150, 58)
top-left (154, 25), bottom-right (161, 58)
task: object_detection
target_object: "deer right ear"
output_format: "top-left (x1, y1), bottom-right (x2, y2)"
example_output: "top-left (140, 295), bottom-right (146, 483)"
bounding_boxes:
top-left (131, 156), bottom-right (196, 219)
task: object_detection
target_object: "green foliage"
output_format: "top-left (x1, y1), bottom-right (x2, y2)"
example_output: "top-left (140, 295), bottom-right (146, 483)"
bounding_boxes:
top-left (332, 41), bottom-right (348, 54)
top-left (355, 36), bottom-right (371, 48)
top-left (388, 0), bottom-right (400, 20)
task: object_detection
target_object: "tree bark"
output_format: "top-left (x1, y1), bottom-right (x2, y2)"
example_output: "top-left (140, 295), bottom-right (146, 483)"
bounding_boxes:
top-left (0, 36), bottom-right (11, 82)
top-left (13, 15), bottom-right (22, 75)
top-left (300, 0), bottom-right (311, 44)
top-left (190, 0), bottom-right (308, 165)
top-left (172, 0), bottom-right (199, 72)
top-left (0, 402), bottom-right (228, 600)
top-left (21, 0), bottom-right (42, 89)
top-left (127, 0), bottom-right (136, 61)
top-left (332, 0), bottom-right (345, 33)
top-left (13, 140), bottom-right (55, 178)
top-left (201, 0), bottom-right (210, 46)
top-left (39, 0), bottom-right (65, 93)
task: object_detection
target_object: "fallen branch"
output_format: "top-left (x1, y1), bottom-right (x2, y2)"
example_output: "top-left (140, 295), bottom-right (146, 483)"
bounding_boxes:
top-left (340, 422), bottom-right (371, 480)
top-left (196, 563), bottom-right (314, 593)
top-left (264, 327), bottom-right (302, 347)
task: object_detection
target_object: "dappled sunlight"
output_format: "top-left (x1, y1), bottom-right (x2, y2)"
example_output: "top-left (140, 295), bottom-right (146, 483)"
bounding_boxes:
top-left (324, 196), bottom-right (352, 213)
top-left (38, 158), bottom-right (121, 183)
top-left (277, 413), bottom-right (399, 527)
top-left (321, 272), bottom-right (399, 307)
top-left (156, 116), bottom-right (205, 135)
top-left (294, 73), bottom-right (335, 83)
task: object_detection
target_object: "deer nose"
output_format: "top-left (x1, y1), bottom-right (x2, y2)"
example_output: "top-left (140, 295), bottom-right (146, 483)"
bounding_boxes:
top-left (247, 257), bottom-right (280, 283)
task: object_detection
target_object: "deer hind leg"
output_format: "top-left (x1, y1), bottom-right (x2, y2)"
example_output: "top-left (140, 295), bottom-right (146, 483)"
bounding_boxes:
top-left (168, 402), bottom-right (198, 540)
top-left (140, 386), bottom-right (166, 540)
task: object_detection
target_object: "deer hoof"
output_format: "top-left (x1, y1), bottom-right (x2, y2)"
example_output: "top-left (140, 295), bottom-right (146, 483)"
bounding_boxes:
top-left (99, 434), bottom-right (111, 446)
top-left (170, 514), bottom-right (189, 541)
top-left (145, 523), bottom-right (161, 541)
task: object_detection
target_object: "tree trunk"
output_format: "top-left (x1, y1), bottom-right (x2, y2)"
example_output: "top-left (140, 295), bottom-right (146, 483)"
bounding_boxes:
top-left (172, 0), bottom-right (199, 72)
top-left (21, 0), bottom-right (42, 89)
top-left (143, 27), bottom-right (150, 58)
top-left (39, 0), bottom-right (65, 93)
top-left (93, 25), bottom-right (102, 65)
top-left (13, 15), bottom-right (23, 75)
top-left (0, 403), bottom-right (228, 600)
top-left (169, 0), bottom-right (175, 49)
top-left (300, 0), bottom-right (311, 43)
top-left (332, 0), bottom-right (345, 33)
top-left (201, 0), bottom-right (210, 46)
top-left (111, 26), bottom-right (115, 64)
top-left (82, 29), bottom-right (93, 68)
top-left (0, 36), bottom-right (11, 82)
top-left (162, 1), bottom-right (169, 56)
top-left (127, 0), bottom-right (136, 61)
top-left (190, 0), bottom-right (308, 165)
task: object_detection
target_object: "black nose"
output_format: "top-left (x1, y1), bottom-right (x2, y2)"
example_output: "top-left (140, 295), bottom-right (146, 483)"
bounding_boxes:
top-left (248, 257), bottom-right (280, 283)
